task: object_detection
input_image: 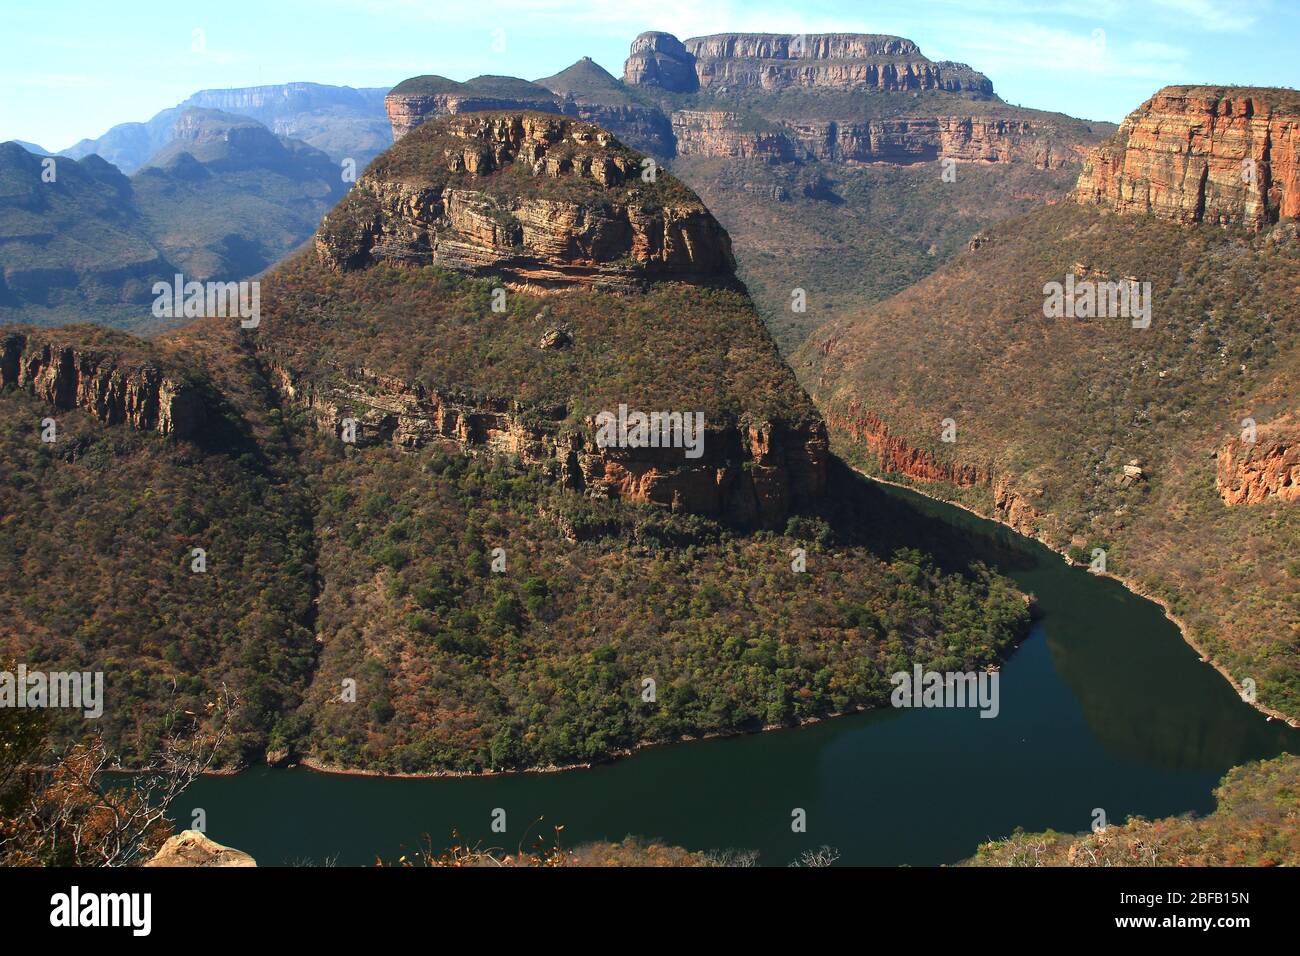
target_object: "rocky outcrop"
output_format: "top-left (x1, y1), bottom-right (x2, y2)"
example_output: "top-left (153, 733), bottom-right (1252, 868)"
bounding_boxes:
top-left (623, 32), bottom-right (698, 92)
top-left (264, 358), bottom-right (827, 528)
top-left (827, 403), bottom-right (989, 486)
top-left (671, 111), bottom-right (798, 162)
top-left (1076, 86), bottom-right (1300, 229)
top-left (1216, 419), bottom-right (1300, 505)
top-left (144, 830), bottom-right (256, 867)
top-left (386, 77), bottom-right (564, 140)
top-left (0, 331), bottom-right (205, 438)
top-left (673, 112), bottom-right (1083, 168)
top-left (625, 32), bottom-right (993, 95)
top-left (824, 402), bottom-right (1045, 536)
top-left (316, 111), bottom-right (734, 288)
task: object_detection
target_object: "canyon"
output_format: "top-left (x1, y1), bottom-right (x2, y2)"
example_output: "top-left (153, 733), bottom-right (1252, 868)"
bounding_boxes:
top-left (797, 83), bottom-right (1300, 723)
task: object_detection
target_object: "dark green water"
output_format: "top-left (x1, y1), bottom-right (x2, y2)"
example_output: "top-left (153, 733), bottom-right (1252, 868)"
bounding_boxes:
top-left (185, 477), bottom-right (1298, 866)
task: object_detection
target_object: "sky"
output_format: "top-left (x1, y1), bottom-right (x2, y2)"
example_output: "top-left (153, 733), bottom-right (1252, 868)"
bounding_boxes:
top-left (1, 0), bottom-right (1296, 151)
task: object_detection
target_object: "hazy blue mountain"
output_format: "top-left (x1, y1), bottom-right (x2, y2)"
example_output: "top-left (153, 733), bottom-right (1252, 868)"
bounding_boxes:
top-left (59, 82), bottom-right (391, 174)
top-left (2, 110), bottom-right (347, 332)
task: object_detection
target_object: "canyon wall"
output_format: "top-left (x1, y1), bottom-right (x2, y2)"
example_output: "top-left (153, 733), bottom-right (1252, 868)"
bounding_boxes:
top-left (673, 112), bottom-right (1082, 168)
top-left (0, 331), bottom-right (205, 438)
top-left (263, 356), bottom-right (828, 529)
top-left (1216, 419), bottom-right (1300, 505)
top-left (1076, 86), bottom-right (1300, 229)
top-left (823, 401), bottom-right (1045, 536)
top-left (625, 32), bottom-right (993, 94)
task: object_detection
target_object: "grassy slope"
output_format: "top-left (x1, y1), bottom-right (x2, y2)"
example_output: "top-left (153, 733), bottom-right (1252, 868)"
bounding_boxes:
top-left (797, 201), bottom-right (1300, 717)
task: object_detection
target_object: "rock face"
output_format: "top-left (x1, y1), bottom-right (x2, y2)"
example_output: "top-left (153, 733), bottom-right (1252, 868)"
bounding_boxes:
top-left (1076, 86), bottom-right (1300, 229)
top-left (144, 830), bottom-right (256, 867)
top-left (385, 76), bottom-right (564, 140)
top-left (625, 32), bottom-right (993, 95)
top-left (673, 112), bottom-right (1081, 168)
top-left (0, 331), bottom-right (205, 438)
top-left (623, 32), bottom-right (699, 92)
top-left (1217, 419), bottom-right (1300, 505)
top-left (823, 402), bottom-right (1044, 536)
top-left (267, 359), bottom-right (827, 527)
top-left (316, 111), bottom-right (735, 288)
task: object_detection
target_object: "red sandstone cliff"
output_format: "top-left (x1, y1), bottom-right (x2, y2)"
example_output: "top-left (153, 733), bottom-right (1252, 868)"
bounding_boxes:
top-left (1216, 417), bottom-right (1300, 505)
top-left (1076, 86), bottom-right (1300, 229)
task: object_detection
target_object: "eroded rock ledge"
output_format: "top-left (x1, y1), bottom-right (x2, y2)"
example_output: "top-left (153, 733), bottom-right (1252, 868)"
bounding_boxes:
top-left (824, 402), bottom-right (1044, 537)
top-left (0, 331), bottom-right (205, 438)
top-left (1216, 417), bottom-right (1300, 505)
top-left (264, 357), bottom-right (827, 529)
top-left (317, 111), bottom-right (735, 289)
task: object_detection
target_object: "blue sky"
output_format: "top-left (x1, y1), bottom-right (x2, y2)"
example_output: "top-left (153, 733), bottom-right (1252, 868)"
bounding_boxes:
top-left (2, 0), bottom-right (1296, 151)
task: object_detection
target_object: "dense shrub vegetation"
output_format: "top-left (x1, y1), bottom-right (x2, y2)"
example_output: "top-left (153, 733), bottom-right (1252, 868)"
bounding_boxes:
top-left (799, 203), bottom-right (1300, 716)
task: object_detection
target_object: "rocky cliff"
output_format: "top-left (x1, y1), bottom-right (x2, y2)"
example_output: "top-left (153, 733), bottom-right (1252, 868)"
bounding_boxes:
top-left (0, 330), bottom-right (205, 438)
top-left (1076, 86), bottom-right (1300, 229)
top-left (1216, 417), bottom-right (1300, 505)
top-left (625, 31), bottom-right (993, 94)
top-left (386, 76), bottom-right (564, 140)
top-left (316, 111), bottom-right (734, 287)
top-left (265, 357), bottom-right (827, 527)
top-left (821, 402), bottom-right (1044, 536)
top-left (673, 112), bottom-right (1083, 168)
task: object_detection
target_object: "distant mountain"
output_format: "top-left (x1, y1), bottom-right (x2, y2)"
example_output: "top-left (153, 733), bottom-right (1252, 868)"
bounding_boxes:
top-left (1, 109), bottom-right (347, 331)
top-left (7, 140), bottom-right (50, 156)
top-left (60, 82), bottom-right (391, 174)
top-left (387, 31), bottom-right (1116, 352)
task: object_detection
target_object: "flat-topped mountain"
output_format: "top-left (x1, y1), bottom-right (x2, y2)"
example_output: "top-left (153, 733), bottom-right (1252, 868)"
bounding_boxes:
top-left (1076, 86), bottom-right (1300, 229)
top-left (383, 30), bottom-right (1114, 354)
top-left (625, 31), bottom-right (993, 95)
top-left (317, 111), bottom-right (733, 287)
top-left (385, 75), bottom-right (564, 139)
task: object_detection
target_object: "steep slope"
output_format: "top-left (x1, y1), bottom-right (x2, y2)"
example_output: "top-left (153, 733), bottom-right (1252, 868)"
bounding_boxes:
top-left (0, 110), bottom-right (1030, 775)
top-left (797, 85), bottom-right (1300, 720)
top-left (535, 57), bottom-right (675, 156)
top-left (132, 108), bottom-right (347, 279)
top-left (0, 323), bottom-right (318, 764)
top-left (0, 144), bottom-right (176, 329)
top-left (0, 111), bottom-right (347, 331)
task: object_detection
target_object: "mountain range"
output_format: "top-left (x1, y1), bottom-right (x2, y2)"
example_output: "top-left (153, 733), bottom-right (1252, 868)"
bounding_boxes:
top-left (1, 108), bottom-right (348, 332)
